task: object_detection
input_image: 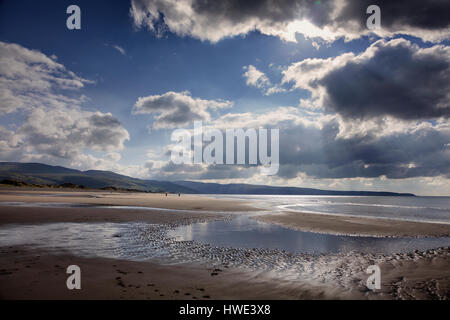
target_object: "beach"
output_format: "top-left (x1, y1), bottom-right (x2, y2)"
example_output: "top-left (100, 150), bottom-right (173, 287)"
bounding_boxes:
top-left (0, 188), bottom-right (449, 300)
top-left (0, 246), bottom-right (347, 300)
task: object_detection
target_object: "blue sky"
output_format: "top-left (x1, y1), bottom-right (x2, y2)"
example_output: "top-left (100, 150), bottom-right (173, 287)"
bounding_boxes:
top-left (0, 0), bottom-right (449, 195)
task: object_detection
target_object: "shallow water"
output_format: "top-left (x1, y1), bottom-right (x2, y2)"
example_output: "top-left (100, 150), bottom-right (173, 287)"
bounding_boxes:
top-left (168, 214), bottom-right (450, 255)
top-left (211, 195), bottom-right (450, 224)
top-left (0, 222), bottom-right (172, 261)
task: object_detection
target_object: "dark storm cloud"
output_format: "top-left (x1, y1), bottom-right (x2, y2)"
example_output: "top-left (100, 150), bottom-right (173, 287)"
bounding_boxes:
top-left (320, 42), bottom-right (450, 119)
top-left (320, 40), bottom-right (450, 120)
top-left (192, 0), bottom-right (450, 31)
top-left (283, 39), bottom-right (450, 120)
top-left (131, 0), bottom-right (450, 42)
top-left (191, 0), bottom-right (333, 25)
top-left (337, 0), bottom-right (450, 31)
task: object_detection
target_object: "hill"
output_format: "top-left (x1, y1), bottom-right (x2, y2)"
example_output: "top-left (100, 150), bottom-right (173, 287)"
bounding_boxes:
top-left (0, 162), bottom-right (415, 196)
top-left (173, 181), bottom-right (415, 196)
top-left (0, 162), bottom-right (193, 193)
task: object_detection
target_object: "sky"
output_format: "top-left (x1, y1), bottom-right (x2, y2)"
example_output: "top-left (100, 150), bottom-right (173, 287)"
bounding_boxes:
top-left (0, 0), bottom-right (449, 195)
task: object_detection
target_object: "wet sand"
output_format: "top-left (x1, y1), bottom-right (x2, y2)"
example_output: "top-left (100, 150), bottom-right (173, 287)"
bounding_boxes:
top-left (0, 205), bottom-right (225, 225)
top-left (0, 246), bottom-right (348, 300)
top-left (254, 211), bottom-right (450, 237)
top-left (377, 248), bottom-right (450, 299)
top-left (1, 246), bottom-right (448, 300)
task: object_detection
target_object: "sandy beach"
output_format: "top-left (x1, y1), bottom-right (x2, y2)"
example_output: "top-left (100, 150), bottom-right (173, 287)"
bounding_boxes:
top-left (0, 189), bottom-right (347, 299)
top-left (0, 188), bottom-right (449, 300)
top-left (1, 245), bottom-right (448, 300)
top-left (0, 188), bottom-right (256, 212)
top-left (254, 211), bottom-right (450, 238)
top-left (0, 246), bottom-right (349, 300)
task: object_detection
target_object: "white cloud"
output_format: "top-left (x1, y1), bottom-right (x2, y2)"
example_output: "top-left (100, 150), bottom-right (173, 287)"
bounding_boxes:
top-left (0, 41), bottom-right (91, 114)
top-left (0, 41), bottom-right (130, 172)
top-left (242, 65), bottom-right (286, 95)
top-left (243, 65), bottom-right (270, 88)
top-left (132, 90), bottom-right (233, 129)
top-left (112, 45), bottom-right (127, 56)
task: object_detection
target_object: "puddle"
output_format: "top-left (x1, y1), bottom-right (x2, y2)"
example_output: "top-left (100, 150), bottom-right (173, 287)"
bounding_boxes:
top-left (168, 214), bottom-right (450, 255)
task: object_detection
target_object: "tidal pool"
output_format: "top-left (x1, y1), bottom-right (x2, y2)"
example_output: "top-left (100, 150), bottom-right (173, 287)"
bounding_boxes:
top-left (168, 214), bottom-right (450, 255)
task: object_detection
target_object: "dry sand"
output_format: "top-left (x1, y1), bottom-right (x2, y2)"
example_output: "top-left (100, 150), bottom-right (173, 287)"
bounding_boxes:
top-left (0, 189), bottom-right (255, 212)
top-left (254, 211), bottom-right (450, 237)
top-left (0, 189), bottom-right (253, 225)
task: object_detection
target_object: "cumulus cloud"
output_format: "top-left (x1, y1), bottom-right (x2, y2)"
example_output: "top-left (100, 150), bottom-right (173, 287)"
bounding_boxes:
top-left (1, 104), bottom-right (130, 171)
top-left (19, 108), bottom-right (129, 158)
top-left (0, 41), bottom-right (130, 171)
top-left (0, 41), bottom-right (91, 114)
top-left (243, 65), bottom-right (270, 88)
top-left (283, 38), bottom-right (450, 120)
top-left (130, 0), bottom-right (450, 43)
top-left (242, 65), bottom-right (285, 95)
top-left (132, 91), bottom-right (233, 129)
top-left (148, 107), bottom-right (450, 182)
top-left (146, 160), bottom-right (259, 181)
top-left (277, 116), bottom-right (450, 180)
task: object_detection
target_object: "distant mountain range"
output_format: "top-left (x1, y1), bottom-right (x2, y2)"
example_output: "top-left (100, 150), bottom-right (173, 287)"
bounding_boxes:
top-left (0, 162), bottom-right (415, 196)
top-left (173, 181), bottom-right (415, 196)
